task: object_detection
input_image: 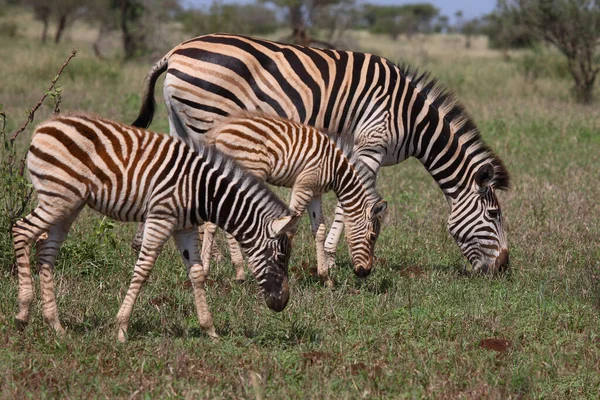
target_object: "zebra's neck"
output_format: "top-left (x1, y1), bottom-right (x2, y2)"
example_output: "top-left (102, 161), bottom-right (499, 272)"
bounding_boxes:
top-left (393, 68), bottom-right (493, 202)
top-left (330, 154), bottom-right (370, 210)
top-left (191, 146), bottom-right (288, 244)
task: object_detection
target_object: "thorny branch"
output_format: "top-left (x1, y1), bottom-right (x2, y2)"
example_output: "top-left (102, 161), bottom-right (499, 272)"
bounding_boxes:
top-left (10, 48), bottom-right (77, 142)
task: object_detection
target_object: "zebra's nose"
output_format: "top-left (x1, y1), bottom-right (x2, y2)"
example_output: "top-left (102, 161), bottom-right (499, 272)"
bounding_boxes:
top-left (264, 276), bottom-right (289, 312)
top-left (354, 265), bottom-right (371, 278)
top-left (495, 248), bottom-right (509, 272)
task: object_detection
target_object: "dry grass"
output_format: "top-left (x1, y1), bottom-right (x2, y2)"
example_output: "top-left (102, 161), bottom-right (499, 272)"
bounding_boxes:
top-left (1, 6), bottom-right (599, 398)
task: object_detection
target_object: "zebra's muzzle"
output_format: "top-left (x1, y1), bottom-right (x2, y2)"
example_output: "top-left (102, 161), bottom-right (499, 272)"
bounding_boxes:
top-left (264, 276), bottom-right (290, 312)
top-left (495, 248), bottom-right (509, 272)
top-left (354, 264), bottom-right (371, 278)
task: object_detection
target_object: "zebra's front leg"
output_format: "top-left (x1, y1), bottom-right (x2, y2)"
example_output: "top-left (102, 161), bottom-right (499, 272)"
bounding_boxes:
top-left (324, 202), bottom-right (345, 271)
top-left (198, 222), bottom-right (224, 263)
top-left (174, 228), bottom-right (218, 339)
top-left (200, 222), bottom-right (218, 274)
top-left (308, 197), bottom-right (333, 287)
top-left (117, 217), bottom-right (174, 342)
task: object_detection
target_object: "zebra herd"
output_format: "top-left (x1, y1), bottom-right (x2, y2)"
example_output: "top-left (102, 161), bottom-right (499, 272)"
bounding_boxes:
top-left (12, 33), bottom-right (510, 341)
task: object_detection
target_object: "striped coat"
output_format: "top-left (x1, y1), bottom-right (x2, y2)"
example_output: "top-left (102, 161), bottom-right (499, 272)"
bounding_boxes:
top-left (202, 113), bottom-right (387, 285)
top-left (12, 114), bottom-right (299, 341)
top-left (132, 34), bottom-right (510, 273)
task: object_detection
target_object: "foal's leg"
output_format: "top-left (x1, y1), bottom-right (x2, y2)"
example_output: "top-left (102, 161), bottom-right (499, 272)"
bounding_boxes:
top-left (307, 196), bottom-right (332, 287)
top-left (198, 222), bottom-right (224, 263)
top-left (323, 202), bottom-right (345, 271)
top-left (116, 217), bottom-right (174, 342)
top-left (36, 206), bottom-right (83, 333)
top-left (131, 222), bottom-right (144, 253)
top-left (200, 222), bottom-right (218, 276)
top-left (225, 233), bottom-right (246, 282)
top-left (12, 203), bottom-right (81, 330)
top-left (174, 228), bottom-right (218, 339)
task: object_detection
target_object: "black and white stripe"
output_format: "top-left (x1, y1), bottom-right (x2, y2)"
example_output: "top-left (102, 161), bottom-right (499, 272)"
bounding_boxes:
top-left (12, 113), bottom-right (299, 341)
top-left (132, 34), bottom-right (511, 273)
top-left (201, 113), bottom-right (387, 285)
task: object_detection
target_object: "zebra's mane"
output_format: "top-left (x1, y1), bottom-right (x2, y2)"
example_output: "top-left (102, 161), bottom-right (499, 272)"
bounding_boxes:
top-left (398, 65), bottom-right (511, 191)
top-left (190, 140), bottom-right (293, 218)
top-left (322, 130), bottom-right (381, 201)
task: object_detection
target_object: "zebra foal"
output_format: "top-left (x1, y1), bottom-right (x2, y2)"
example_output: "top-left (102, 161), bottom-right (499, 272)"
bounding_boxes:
top-left (12, 114), bottom-right (299, 341)
top-left (201, 113), bottom-right (387, 285)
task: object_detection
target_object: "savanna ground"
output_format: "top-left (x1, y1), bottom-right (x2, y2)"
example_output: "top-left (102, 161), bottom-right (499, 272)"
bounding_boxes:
top-left (1, 8), bottom-right (600, 399)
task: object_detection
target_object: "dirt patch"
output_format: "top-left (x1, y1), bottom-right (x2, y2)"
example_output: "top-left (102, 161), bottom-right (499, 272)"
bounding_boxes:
top-left (399, 266), bottom-right (426, 278)
top-left (149, 294), bottom-right (175, 308)
top-left (301, 351), bottom-right (334, 366)
top-left (479, 338), bottom-right (511, 353)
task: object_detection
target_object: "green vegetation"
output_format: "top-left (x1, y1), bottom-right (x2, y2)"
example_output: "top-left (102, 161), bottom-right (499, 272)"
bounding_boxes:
top-left (1, 8), bottom-right (599, 399)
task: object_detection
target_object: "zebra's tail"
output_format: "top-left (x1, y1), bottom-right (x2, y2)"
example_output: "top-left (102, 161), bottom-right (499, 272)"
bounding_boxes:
top-left (132, 56), bottom-right (169, 129)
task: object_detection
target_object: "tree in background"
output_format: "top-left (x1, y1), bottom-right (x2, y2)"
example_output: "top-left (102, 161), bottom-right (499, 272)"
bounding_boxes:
top-left (454, 10), bottom-right (480, 48)
top-left (179, 1), bottom-right (279, 37)
top-left (500, 0), bottom-right (600, 103)
top-left (261, 0), bottom-right (351, 46)
top-left (24, 0), bottom-right (87, 43)
top-left (363, 3), bottom-right (440, 40)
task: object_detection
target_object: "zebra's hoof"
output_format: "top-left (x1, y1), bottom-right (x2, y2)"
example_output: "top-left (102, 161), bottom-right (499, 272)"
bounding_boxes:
top-left (14, 317), bottom-right (28, 331)
top-left (323, 279), bottom-right (334, 289)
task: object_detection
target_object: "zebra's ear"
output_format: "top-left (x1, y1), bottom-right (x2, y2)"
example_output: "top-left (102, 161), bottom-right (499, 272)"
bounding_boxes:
top-left (370, 199), bottom-right (388, 219)
top-left (269, 214), bottom-right (301, 236)
top-left (475, 163), bottom-right (495, 189)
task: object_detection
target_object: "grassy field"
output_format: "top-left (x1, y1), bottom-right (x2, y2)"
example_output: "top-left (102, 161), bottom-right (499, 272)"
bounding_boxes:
top-left (1, 8), bottom-right (600, 399)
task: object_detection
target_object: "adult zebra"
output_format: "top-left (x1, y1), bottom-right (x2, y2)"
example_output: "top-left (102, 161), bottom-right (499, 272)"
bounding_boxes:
top-left (133, 33), bottom-right (510, 274)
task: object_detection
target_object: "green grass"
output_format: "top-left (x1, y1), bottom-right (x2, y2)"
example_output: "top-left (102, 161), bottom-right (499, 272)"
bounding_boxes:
top-left (1, 9), bottom-right (600, 399)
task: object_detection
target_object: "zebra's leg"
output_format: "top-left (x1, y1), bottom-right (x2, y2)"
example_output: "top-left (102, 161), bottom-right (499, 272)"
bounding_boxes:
top-left (116, 217), bottom-right (174, 342)
top-left (36, 206), bottom-right (83, 334)
top-left (200, 222), bottom-right (218, 275)
top-left (12, 203), bottom-right (80, 330)
top-left (174, 228), bottom-right (218, 339)
top-left (324, 202), bottom-right (345, 271)
top-left (226, 233), bottom-right (246, 282)
top-left (131, 222), bottom-right (144, 253)
top-left (308, 196), bottom-right (333, 287)
top-left (198, 222), bottom-right (224, 263)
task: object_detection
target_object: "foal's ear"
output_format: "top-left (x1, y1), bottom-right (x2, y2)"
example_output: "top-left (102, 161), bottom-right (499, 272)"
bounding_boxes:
top-left (370, 199), bottom-right (388, 219)
top-left (269, 214), bottom-right (302, 236)
top-left (475, 163), bottom-right (495, 189)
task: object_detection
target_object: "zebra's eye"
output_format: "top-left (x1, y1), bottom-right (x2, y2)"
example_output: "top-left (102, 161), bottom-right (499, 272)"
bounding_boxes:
top-left (487, 209), bottom-right (499, 219)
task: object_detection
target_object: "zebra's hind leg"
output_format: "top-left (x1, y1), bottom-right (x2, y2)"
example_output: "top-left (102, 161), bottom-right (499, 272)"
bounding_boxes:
top-left (131, 222), bottom-right (144, 253)
top-left (225, 233), bottom-right (246, 282)
top-left (116, 217), bottom-right (174, 342)
top-left (308, 197), bottom-right (333, 288)
top-left (12, 204), bottom-right (80, 331)
top-left (174, 228), bottom-right (218, 339)
top-left (36, 205), bottom-right (83, 334)
top-left (324, 202), bottom-right (345, 272)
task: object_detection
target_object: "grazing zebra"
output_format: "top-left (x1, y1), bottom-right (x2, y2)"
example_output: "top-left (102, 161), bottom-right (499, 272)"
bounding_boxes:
top-left (201, 113), bottom-right (387, 285)
top-left (12, 114), bottom-right (300, 341)
top-left (132, 33), bottom-right (511, 274)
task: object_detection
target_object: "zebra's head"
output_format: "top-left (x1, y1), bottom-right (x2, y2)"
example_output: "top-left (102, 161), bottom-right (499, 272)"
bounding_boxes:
top-left (247, 214), bottom-right (301, 312)
top-left (344, 198), bottom-right (388, 277)
top-left (447, 163), bottom-right (510, 274)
